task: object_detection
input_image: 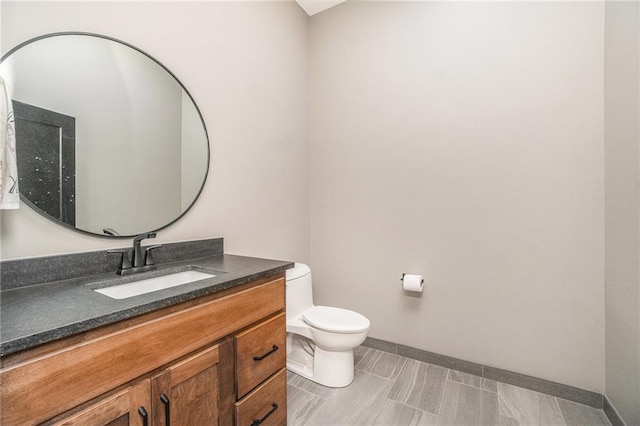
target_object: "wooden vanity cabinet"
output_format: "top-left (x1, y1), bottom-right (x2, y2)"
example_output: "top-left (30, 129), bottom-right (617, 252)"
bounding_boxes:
top-left (50, 379), bottom-right (152, 426)
top-left (0, 274), bottom-right (286, 426)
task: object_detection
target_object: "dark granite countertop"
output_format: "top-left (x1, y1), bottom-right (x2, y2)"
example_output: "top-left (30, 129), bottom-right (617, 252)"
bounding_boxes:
top-left (1, 253), bottom-right (293, 356)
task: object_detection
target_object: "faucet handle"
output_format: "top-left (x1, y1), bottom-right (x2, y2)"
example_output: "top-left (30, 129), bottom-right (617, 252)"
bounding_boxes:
top-left (107, 249), bottom-right (132, 273)
top-left (133, 232), bottom-right (157, 243)
top-left (144, 245), bottom-right (162, 266)
top-left (132, 232), bottom-right (157, 268)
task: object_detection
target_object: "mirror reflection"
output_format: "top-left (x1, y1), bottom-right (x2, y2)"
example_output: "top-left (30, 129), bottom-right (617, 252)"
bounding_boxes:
top-left (0, 33), bottom-right (210, 237)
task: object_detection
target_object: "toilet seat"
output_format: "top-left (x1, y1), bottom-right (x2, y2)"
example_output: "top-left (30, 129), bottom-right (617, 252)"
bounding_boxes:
top-left (302, 306), bottom-right (370, 334)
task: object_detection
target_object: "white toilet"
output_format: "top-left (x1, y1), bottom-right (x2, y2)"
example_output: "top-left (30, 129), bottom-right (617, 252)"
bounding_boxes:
top-left (286, 263), bottom-right (370, 387)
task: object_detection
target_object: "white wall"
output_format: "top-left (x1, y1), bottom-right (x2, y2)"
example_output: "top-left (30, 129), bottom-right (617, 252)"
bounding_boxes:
top-left (0, 1), bottom-right (310, 263)
top-left (604, 2), bottom-right (640, 424)
top-left (309, 1), bottom-right (605, 393)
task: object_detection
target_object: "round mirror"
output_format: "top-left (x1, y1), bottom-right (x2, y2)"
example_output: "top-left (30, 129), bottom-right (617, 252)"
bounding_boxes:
top-left (0, 32), bottom-right (210, 237)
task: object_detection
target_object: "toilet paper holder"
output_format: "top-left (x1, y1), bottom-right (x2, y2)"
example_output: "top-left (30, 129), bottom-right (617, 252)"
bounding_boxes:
top-left (401, 273), bottom-right (423, 284)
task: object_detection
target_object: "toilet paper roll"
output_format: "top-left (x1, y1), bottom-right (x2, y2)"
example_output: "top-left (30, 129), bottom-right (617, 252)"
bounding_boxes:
top-left (402, 274), bottom-right (423, 293)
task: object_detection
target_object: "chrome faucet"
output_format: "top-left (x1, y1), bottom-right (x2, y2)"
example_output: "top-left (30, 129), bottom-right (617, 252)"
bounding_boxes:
top-left (132, 232), bottom-right (156, 268)
top-left (108, 232), bottom-right (162, 275)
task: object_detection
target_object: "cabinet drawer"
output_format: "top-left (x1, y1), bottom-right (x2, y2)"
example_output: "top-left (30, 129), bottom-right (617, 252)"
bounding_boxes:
top-left (235, 368), bottom-right (286, 426)
top-left (235, 313), bottom-right (286, 398)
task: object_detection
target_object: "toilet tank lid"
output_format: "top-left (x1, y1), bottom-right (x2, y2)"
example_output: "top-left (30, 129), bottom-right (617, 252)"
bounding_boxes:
top-left (286, 263), bottom-right (311, 281)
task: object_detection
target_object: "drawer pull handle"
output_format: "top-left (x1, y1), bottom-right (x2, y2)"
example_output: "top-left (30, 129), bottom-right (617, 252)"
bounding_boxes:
top-left (160, 393), bottom-right (171, 426)
top-left (253, 344), bottom-right (279, 361)
top-left (138, 406), bottom-right (149, 426)
top-left (251, 402), bottom-right (278, 425)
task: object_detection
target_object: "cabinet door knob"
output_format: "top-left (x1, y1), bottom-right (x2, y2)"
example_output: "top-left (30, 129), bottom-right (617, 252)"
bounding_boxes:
top-left (253, 344), bottom-right (279, 361)
top-left (138, 406), bottom-right (149, 426)
top-left (160, 393), bottom-right (171, 426)
top-left (251, 403), bottom-right (278, 425)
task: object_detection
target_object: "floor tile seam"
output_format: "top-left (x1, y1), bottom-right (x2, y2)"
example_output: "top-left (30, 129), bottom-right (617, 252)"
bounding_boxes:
top-left (357, 368), bottom-right (398, 384)
top-left (449, 377), bottom-right (499, 396)
top-left (391, 356), bottom-right (410, 382)
top-left (496, 389), bottom-right (523, 423)
top-left (366, 353), bottom-right (409, 380)
top-left (386, 360), bottom-right (419, 406)
top-left (412, 356), bottom-right (444, 372)
top-left (449, 367), bottom-right (487, 382)
top-left (433, 368), bottom-right (450, 419)
top-left (287, 374), bottom-right (329, 398)
top-left (354, 357), bottom-right (373, 372)
top-left (500, 412), bottom-right (522, 425)
top-left (358, 371), bottom-right (398, 422)
top-left (366, 350), bottom-right (384, 371)
top-left (449, 377), bottom-right (498, 394)
top-left (287, 389), bottom-right (330, 425)
top-left (357, 348), bottom-right (385, 369)
top-left (398, 397), bottom-right (441, 417)
top-left (361, 368), bottom-right (403, 381)
top-left (387, 364), bottom-right (446, 416)
top-left (296, 388), bottom-right (330, 426)
top-left (498, 386), bottom-right (572, 426)
top-left (397, 353), bottom-right (452, 379)
top-left (471, 378), bottom-right (500, 424)
top-left (497, 380), bottom-right (547, 400)
top-left (354, 349), bottom-right (370, 369)
top-left (481, 380), bottom-right (498, 394)
top-left (289, 382), bottom-right (329, 401)
top-left (417, 366), bottom-right (444, 408)
top-left (384, 395), bottom-right (440, 419)
top-left (410, 361), bottom-right (426, 403)
top-left (554, 395), bottom-right (569, 426)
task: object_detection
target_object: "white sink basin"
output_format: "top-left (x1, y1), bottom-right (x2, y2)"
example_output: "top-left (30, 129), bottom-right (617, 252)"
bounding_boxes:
top-left (94, 270), bottom-right (216, 299)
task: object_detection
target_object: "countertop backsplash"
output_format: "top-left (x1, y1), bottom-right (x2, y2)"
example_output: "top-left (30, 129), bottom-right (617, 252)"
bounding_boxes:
top-left (0, 238), bottom-right (224, 291)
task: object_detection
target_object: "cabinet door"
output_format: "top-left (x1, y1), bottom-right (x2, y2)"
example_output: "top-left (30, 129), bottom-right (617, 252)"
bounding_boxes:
top-left (152, 345), bottom-right (220, 426)
top-left (49, 379), bottom-right (151, 426)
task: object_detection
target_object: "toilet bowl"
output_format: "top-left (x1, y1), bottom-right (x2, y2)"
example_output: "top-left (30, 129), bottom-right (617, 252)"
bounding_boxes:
top-left (286, 263), bottom-right (370, 387)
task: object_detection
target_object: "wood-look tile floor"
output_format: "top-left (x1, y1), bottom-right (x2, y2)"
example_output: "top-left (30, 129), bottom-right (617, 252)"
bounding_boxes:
top-left (287, 347), bottom-right (611, 426)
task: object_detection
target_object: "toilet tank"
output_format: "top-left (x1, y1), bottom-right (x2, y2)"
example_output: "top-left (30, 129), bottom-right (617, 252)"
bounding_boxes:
top-left (285, 263), bottom-right (314, 320)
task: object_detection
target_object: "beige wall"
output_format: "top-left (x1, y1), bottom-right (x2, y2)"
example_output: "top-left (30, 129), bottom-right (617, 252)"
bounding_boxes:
top-left (604, 1), bottom-right (640, 424)
top-left (0, 1), bottom-right (310, 263)
top-left (309, 1), bottom-right (605, 393)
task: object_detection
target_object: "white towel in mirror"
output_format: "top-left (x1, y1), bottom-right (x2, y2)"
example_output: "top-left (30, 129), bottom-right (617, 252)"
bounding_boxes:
top-left (0, 76), bottom-right (19, 209)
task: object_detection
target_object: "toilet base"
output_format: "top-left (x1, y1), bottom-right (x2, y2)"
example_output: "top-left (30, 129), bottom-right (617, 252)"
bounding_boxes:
top-left (313, 346), bottom-right (355, 387)
top-left (287, 333), bottom-right (355, 388)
